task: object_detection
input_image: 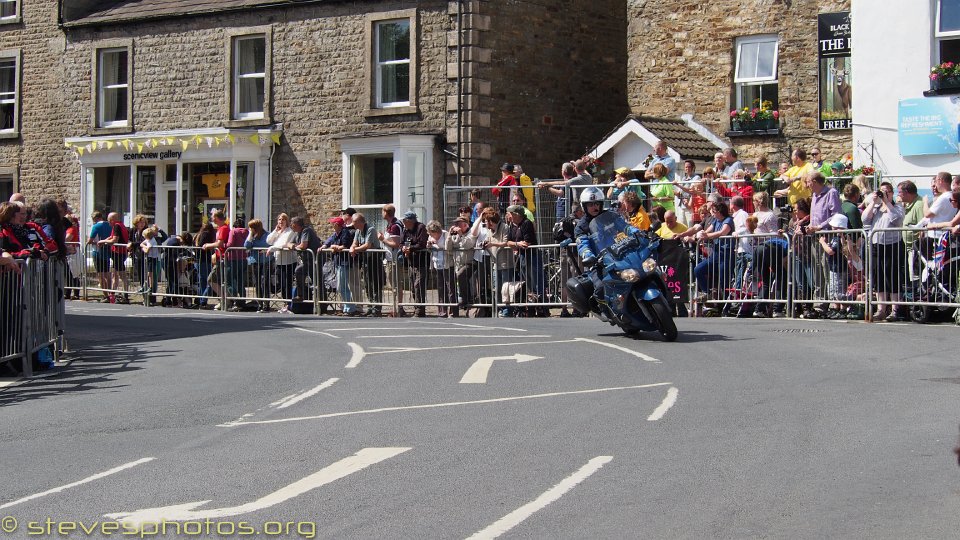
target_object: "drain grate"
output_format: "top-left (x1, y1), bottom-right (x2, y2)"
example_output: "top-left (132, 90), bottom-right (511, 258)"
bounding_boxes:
top-left (772, 328), bottom-right (825, 333)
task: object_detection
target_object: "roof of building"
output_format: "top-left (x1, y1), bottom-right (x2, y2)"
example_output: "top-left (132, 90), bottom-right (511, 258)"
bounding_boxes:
top-left (61, 0), bottom-right (329, 27)
top-left (590, 115), bottom-right (725, 162)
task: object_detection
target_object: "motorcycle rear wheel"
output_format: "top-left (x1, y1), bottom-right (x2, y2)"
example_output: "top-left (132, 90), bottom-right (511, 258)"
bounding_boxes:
top-left (651, 297), bottom-right (678, 342)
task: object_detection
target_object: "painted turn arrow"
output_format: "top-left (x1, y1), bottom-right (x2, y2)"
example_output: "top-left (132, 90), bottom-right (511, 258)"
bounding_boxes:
top-left (104, 447), bottom-right (410, 528)
top-left (459, 354), bottom-right (542, 384)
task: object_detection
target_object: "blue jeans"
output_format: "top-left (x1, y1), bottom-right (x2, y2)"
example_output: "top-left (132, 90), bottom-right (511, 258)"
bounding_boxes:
top-left (695, 254), bottom-right (729, 294)
top-left (337, 264), bottom-right (356, 313)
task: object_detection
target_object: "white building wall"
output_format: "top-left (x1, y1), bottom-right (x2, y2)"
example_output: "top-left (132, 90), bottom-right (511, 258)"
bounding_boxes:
top-left (852, 0), bottom-right (959, 189)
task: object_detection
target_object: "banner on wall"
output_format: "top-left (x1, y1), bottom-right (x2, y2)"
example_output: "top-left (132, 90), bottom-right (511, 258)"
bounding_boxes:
top-left (818, 12), bottom-right (852, 130)
top-left (898, 97), bottom-right (960, 156)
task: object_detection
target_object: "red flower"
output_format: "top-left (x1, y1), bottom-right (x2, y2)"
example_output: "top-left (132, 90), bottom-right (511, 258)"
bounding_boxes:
top-left (772, 110), bottom-right (780, 120)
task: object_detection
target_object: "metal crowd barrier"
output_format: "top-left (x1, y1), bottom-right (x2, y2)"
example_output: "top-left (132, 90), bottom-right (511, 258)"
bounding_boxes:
top-left (1, 259), bottom-right (66, 377)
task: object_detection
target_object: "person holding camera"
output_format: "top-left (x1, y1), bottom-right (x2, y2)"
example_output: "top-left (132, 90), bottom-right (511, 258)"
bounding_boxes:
top-left (861, 182), bottom-right (905, 321)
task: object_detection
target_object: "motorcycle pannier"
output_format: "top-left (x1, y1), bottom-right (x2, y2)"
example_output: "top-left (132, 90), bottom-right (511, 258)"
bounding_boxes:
top-left (566, 274), bottom-right (594, 315)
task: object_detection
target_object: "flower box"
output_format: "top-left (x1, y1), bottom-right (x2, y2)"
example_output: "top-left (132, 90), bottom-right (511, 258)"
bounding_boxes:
top-left (731, 118), bottom-right (777, 132)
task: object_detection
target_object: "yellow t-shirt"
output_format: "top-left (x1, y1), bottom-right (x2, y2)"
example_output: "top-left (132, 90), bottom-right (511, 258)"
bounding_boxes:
top-left (656, 222), bottom-right (688, 239)
top-left (627, 208), bottom-right (652, 231)
top-left (783, 163), bottom-right (813, 205)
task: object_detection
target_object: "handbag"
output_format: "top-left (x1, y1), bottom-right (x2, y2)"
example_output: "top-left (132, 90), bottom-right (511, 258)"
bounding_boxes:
top-left (500, 281), bottom-right (526, 304)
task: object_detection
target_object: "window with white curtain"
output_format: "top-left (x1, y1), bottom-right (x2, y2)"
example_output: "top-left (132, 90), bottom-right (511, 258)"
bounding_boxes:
top-left (0, 56), bottom-right (17, 133)
top-left (98, 48), bottom-right (129, 127)
top-left (233, 35), bottom-right (265, 120)
top-left (733, 35), bottom-right (779, 111)
top-left (375, 19), bottom-right (410, 108)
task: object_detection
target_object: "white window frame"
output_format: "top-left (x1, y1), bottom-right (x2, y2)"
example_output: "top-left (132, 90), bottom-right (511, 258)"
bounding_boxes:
top-left (734, 34), bottom-right (779, 84)
top-left (0, 0), bottom-right (19, 23)
top-left (97, 47), bottom-right (130, 128)
top-left (340, 134), bottom-right (434, 222)
top-left (936, 0), bottom-right (960, 63)
top-left (0, 50), bottom-right (19, 137)
top-left (374, 19), bottom-right (411, 108)
top-left (734, 35), bottom-right (779, 111)
top-left (232, 35), bottom-right (266, 121)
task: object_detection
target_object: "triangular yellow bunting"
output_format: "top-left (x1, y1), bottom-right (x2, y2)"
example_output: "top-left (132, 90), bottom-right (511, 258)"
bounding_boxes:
top-left (270, 133), bottom-right (281, 145)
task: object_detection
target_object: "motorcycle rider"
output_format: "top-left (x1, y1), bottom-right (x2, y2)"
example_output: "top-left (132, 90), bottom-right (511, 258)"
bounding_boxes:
top-left (573, 187), bottom-right (645, 321)
top-left (574, 187), bottom-right (642, 269)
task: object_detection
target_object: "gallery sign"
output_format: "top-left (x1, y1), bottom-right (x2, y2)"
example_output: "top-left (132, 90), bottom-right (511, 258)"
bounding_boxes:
top-left (818, 12), bottom-right (852, 130)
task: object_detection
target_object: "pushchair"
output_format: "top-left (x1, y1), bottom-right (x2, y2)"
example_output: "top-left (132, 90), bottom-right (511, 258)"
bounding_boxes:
top-left (909, 232), bottom-right (960, 323)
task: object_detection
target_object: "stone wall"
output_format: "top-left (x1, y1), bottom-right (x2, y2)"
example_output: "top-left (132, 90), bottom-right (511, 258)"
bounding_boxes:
top-left (627, 0), bottom-right (852, 166)
top-left (11, 0), bottom-right (629, 222)
top-left (0, 4), bottom-right (73, 203)
top-left (460, 0), bottom-right (630, 184)
top-left (59, 1), bottom-right (451, 222)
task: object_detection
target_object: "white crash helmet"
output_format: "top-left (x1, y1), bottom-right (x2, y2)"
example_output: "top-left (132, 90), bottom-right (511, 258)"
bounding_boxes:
top-left (579, 186), bottom-right (605, 204)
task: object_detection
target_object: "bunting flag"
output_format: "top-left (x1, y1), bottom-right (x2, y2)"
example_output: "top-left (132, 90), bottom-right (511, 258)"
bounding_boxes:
top-left (933, 231), bottom-right (950, 271)
top-left (64, 131), bottom-right (281, 157)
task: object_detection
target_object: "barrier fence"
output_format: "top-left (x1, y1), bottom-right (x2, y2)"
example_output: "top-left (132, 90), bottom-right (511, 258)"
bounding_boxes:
top-left (1, 258), bottom-right (66, 377)
top-left (56, 229), bottom-right (960, 323)
top-left (687, 226), bottom-right (960, 321)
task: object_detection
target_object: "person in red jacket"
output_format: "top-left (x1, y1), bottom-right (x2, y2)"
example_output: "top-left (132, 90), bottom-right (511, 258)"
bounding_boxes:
top-left (715, 170), bottom-right (755, 213)
top-left (99, 212), bottom-right (131, 303)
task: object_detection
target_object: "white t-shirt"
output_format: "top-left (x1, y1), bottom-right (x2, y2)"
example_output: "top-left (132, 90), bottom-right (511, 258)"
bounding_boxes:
top-left (926, 192), bottom-right (958, 238)
top-left (754, 210), bottom-right (778, 235)
top-left (732, 208), bottom-right (751, 254)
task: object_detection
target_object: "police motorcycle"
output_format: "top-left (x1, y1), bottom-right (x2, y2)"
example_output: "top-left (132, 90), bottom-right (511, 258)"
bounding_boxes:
top-left (565, 189), bottom-right (678, 341)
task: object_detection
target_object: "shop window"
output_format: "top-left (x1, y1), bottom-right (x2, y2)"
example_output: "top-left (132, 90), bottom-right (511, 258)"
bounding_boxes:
top-left (936, 0), bottom-right (960, 64)
top-left (350, 154), bottom-right (394, 205)
top-left (97, 47), bottom-right (131, 128)
top-left (233, 35), bottom-right (266, 120)
top-left (0, 1), bottom-right (19, 23)
top-left (341, 135), bottom-right (434, 221)
top-left (733, 35), bottom-right (779, 112)
top-left (92, 166), bottom-right (132, 219)
top-left (0, 52), bottom-right (18, 136)
top-left (365, 10), bottom-right (417, 116)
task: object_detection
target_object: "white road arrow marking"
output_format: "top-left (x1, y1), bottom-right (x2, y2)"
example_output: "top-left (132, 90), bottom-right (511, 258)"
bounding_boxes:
top-left (345, 342), bottom-right (366, 368)
top-left (459, 354), bottom-right (542, 384)
top-left (105, 447), bottom-right (410, 527)
top-left (466, 456), bottom-right (613, 540)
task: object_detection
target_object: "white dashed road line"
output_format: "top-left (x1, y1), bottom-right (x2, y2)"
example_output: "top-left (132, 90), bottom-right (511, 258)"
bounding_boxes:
top-left (0, 458), bottom-right (156, 510)
top-left (465, 456), bottom-right (613, 540)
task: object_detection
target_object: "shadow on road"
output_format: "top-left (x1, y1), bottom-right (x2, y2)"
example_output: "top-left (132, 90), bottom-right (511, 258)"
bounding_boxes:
top-left (0, 310), bottom-right (301, 408)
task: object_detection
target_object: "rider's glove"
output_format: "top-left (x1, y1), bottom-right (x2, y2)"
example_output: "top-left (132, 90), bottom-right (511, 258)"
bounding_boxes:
top-left (581, 256), bottom-right (597, 268)
top-left (558, 238), bottom-right (572, 248)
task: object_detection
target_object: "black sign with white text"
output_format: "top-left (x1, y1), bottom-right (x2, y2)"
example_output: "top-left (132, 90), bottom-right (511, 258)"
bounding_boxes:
top-left (818, 12), bottom-right (852, 131)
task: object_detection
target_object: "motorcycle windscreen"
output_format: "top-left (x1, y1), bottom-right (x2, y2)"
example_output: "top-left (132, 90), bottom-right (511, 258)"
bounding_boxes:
top-left (588, 211), bottom-right (633, 254)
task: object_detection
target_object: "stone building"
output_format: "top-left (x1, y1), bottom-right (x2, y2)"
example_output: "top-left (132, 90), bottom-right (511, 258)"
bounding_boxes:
top-left (626, 0), bottom-right (852, 166)
top-left (2, 0), bottom-right (628, 235)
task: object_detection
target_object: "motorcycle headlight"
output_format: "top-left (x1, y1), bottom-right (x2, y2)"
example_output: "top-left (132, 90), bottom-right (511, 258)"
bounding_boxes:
top-left (620, 268), bottom-right (641, 282)
top-left (642, 257), bottom-right (658, 274)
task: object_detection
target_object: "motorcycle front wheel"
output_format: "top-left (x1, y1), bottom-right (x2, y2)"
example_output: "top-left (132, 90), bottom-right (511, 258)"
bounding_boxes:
top-left (650, 296), bottom-right (678, 342)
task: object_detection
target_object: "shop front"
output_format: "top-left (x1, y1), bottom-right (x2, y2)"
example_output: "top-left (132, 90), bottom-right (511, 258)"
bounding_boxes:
top-left (65, 127), bottom-right (280, 238)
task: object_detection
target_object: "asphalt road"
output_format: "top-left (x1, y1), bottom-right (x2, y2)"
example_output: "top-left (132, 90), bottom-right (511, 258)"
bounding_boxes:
top-left (1, 303), bottom-right (959, 539)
